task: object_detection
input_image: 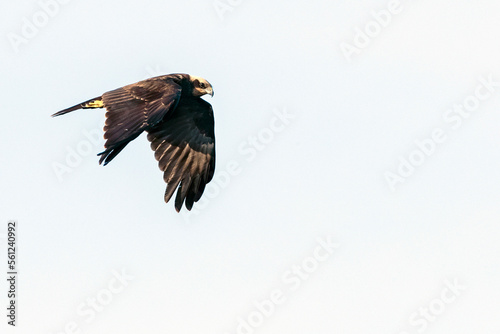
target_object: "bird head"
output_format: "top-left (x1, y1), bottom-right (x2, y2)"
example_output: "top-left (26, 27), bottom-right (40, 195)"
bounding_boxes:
top-left (190, 76), bottom-right (214, 97)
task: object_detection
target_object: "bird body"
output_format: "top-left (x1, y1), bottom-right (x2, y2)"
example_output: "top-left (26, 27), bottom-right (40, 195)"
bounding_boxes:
top-left (52, 73), bottom-right (216, 212)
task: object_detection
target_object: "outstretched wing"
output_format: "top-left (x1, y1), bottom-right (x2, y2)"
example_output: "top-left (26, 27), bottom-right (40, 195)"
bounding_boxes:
top-left (147, 97), bottom-right (215, 212)
top-left (98, 76), bottom-right (183, 165)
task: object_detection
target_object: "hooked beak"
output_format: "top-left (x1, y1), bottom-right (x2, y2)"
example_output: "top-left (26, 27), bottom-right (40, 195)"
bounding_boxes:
top-left (207, 87), bottom-right (214, 97)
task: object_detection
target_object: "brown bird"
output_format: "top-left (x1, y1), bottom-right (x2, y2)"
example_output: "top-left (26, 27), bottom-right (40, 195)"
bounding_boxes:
top-left (52, 73), bottom-right (216, 212)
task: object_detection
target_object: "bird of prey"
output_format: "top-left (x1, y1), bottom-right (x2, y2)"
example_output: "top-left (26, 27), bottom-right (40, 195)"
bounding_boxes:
top-left (52, 73), bottom-right (216, 212)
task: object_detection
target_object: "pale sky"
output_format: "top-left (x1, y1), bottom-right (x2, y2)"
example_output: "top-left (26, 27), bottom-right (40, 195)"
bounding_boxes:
top-left (1, 0), bottom-right (500, 333)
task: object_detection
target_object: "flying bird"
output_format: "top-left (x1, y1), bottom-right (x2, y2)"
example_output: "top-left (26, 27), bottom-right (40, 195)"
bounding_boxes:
top-left (52, 73), bottom-right (216, 212)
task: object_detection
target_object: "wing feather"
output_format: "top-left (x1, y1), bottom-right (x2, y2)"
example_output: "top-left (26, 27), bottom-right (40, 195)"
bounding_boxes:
top-left (98, 76), bottom-right (183, 165)
top-left (147, 97), bottom-right (215, 212)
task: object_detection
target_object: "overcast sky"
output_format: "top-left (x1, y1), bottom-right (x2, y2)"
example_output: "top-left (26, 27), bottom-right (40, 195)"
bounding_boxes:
top-left (1, 0), bottom-right (500, 333)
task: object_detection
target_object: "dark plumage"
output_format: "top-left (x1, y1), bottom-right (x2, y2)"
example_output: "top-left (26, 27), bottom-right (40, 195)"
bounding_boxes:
top-left (52, 73), bottom-right (216, 212)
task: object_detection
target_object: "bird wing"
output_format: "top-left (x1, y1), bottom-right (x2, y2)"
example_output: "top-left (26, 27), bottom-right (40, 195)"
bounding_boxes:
top-left (147, 97), bottom-right (216, 212)
top-left (98, 77), bottom-right (182, 165)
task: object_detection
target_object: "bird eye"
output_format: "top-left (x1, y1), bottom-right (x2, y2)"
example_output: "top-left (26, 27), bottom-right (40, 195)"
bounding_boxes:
top-left (200, 82), bottom-right (205, 88)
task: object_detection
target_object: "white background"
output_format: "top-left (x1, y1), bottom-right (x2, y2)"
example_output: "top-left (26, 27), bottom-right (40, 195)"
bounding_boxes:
top-left (1, 0), bottom-right (500, 333)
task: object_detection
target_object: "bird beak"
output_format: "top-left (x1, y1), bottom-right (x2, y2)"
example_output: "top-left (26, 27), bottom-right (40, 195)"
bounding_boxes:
top-left (207, 87), bottom-right (214, 97)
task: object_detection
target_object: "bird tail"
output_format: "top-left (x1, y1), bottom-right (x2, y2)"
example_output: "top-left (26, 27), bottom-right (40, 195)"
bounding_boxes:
top-left (51, 97), bottom-right (103, 117)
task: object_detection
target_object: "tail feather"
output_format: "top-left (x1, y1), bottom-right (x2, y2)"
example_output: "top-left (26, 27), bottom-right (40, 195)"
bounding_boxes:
top-left (51, 96), bottom-right (103, 117)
